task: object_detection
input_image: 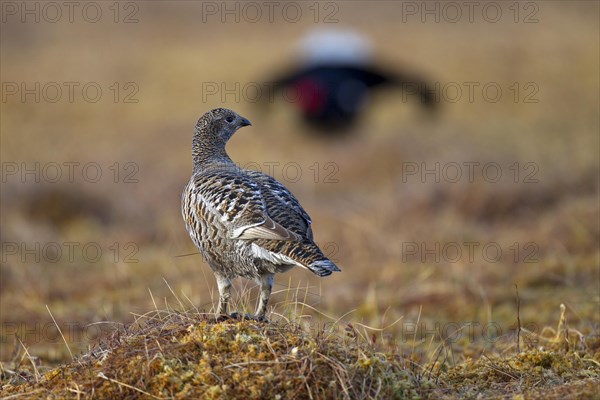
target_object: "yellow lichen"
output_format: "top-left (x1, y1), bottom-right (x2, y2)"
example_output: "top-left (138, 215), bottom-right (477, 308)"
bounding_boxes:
top-left (2, 310), bottom-right (598, 399)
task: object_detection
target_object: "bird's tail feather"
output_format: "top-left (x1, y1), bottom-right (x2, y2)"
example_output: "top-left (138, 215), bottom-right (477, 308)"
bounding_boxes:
top-left (270, 239), bottom-right (341, 277)
top-left (308, 259), bottom-right (341, 277)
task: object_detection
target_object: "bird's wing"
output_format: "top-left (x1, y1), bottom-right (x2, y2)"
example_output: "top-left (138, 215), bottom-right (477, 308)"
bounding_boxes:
top-left (245, 170), bottom-right (314, 240)
top-left (191, 170), bottom-right (302, 241)
top-left (264, 64), bottom-right (436, 110)
top-left (350, 64), bottom-right (437, 109)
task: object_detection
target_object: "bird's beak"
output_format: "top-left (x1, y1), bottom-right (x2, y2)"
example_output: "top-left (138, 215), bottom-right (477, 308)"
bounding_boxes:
top-left (240, 117), bottom-right (252, 127)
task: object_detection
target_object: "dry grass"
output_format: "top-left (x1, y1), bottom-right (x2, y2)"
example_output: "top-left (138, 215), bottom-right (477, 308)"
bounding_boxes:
top-left (1, 301), bottom-right (598, 399)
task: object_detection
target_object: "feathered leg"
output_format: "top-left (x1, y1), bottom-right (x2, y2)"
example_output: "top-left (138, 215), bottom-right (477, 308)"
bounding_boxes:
top-left (215, 274), bottom-right (232, 315)
top-left (254, 273), bottom-right (273, 322)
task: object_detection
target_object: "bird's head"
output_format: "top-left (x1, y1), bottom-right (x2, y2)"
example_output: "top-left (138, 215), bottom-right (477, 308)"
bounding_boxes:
top-left (192, 108), bottom-right (252, 169)
top-left (196, 108), bottom-right (252, 144)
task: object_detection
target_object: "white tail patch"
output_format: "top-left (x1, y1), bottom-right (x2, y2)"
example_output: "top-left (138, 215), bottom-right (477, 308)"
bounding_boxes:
top-left (250, 243), bottom-right (305, 269)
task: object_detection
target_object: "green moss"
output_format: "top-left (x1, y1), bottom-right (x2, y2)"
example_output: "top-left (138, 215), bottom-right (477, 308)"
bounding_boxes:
top-left (1, 314), bottom-right (430, 399)
top-left (437, 350), bottom-right (599, 399)
top-left (2, 310), bottom-right (598, 399)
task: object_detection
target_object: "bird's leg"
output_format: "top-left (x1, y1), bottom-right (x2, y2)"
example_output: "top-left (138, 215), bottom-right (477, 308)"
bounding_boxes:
top-left (215, 274), bottom-right (232, 316)
top-left (254, 274), bottom-right (274, 322)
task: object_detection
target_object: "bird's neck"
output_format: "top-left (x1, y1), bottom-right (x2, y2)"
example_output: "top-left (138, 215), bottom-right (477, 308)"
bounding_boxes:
top-left (192, 135), bottom-right (234, 172)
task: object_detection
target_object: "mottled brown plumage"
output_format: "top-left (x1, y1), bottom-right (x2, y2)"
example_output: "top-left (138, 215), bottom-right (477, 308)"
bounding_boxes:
top-left (182, 108), bottom-right (340, 321)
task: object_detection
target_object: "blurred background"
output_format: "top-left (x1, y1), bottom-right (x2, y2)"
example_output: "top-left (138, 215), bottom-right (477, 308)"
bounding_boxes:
top-left (1, 1), bottom-right (598, 364)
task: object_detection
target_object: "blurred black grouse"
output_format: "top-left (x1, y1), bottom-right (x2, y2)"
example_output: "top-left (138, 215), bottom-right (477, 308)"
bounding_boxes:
top-left (265, 29), bottom-right (437, 133)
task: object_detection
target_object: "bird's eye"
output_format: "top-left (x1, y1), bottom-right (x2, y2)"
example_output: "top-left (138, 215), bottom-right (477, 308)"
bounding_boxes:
top-left (225, 116), bottom-right (234, 123)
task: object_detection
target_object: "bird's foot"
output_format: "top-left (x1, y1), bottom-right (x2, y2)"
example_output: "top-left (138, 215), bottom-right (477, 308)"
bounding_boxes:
top-left (215, 314), bottom-right (234, 323)
top-left (230, 312), bottom-right (269, 323)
